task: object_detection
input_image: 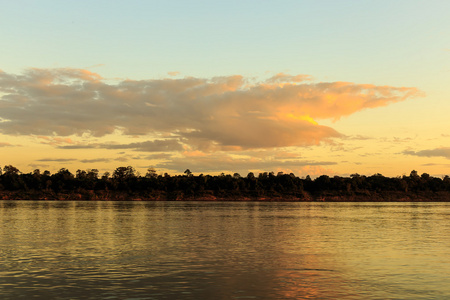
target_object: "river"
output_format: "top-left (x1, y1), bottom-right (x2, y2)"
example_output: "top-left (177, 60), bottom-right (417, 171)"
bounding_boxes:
top-left (1, 201), bottom-right (449, 299)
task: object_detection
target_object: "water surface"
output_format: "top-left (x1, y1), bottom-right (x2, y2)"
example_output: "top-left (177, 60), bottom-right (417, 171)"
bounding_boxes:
top-left (1, 201), bottom-right (450, 299)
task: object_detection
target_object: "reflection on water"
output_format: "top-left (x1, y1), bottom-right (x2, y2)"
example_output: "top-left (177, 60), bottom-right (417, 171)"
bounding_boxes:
top-left (1, 201), bottom-right (450, 299)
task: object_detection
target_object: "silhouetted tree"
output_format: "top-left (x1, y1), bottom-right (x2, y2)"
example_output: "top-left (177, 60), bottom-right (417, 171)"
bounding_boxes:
top-left (145, 168), bottom-right (158, 178)
top-left (184, 169), bottom-right (192, 177)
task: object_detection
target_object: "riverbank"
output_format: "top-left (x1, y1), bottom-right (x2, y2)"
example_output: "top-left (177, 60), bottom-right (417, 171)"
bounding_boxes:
top-left (2, 190), bottom-right (450, 201)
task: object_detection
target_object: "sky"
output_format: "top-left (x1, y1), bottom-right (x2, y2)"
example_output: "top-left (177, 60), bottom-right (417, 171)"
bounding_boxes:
top-left (0, 0), bottom-right (449, 178)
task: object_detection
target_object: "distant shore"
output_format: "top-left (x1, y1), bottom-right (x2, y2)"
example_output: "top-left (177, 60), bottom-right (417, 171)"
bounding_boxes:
top-left (2, 190), bottom-right (450, 202)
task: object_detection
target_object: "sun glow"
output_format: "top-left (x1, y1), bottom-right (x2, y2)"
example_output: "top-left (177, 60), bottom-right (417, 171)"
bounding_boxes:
top-left (286, 113), bottom-right (318, 125)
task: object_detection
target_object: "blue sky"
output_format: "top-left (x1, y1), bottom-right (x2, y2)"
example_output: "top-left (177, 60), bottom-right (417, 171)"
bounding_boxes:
top-left (3, 1), bottom-right (448, 81)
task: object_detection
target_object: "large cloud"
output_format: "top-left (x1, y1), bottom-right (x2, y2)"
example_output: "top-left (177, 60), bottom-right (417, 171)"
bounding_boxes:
top-left (0, 68), bottom-right (421, 150)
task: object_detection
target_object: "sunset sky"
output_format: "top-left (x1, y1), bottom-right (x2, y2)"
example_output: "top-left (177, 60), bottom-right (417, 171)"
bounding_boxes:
top-left (1, 0), bottom-right (449, 178)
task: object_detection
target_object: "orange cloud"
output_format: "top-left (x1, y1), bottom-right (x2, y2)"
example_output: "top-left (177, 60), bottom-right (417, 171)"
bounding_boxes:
top-left (36, 136), bottom-right (74, 146)
top-left (0, 68), bottom-right (421, 152)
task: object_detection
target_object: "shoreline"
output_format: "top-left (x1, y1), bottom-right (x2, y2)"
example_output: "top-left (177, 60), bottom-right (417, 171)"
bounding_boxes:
top-left (2, 190), bottom-right (450, 202)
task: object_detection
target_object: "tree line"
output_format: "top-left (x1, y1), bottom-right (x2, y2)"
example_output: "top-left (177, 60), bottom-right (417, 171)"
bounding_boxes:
top-left (1, 165), bottom-right (450, 201)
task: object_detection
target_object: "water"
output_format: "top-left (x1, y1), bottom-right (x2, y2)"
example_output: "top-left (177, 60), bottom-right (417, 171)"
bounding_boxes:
top-left (1, 201), bottom-right (450, 299)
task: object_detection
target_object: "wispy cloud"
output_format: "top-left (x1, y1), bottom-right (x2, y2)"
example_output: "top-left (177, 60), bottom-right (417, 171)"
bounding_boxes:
top-left (155, 153), bottom-right (336, 174)
top-left (36, 136), bottom-right (75, 146)
top-left (0, 68), bottom-right (422, 152)
top-left (57, 144), bottom-right (97, 149)
top-left (265, 72), bottom-right (312, 83)
top-left (102, 140), bottom-right (183, 152)
top-left (79, 158), bottom-right (111, 163)
top-left (58, 139), bottom-right (183, 152)
top-left (37, 158), bottom-right (76, 162)
top-left (28, 163), bottom-right (50, 169)
top-left (422, 163), bottom-right (450, 167)
top-left (403, 147), bottom-right (450, 159)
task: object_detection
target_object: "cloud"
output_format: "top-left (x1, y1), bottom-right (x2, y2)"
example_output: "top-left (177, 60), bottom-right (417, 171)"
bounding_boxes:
top-left (344, 135), bottom-right (373, 140)
top-left (58, 139), bottom-right (183, 152)
top-left (403, 147), bottom-right (450, 159)
top-left (114, 156), bottom-right (129, 162)
top-left (57, 144), bottom-right (97, 149)
top-left (422, 163), bottom-right (450, 167)
top-left (265, 72), bottom-right (312, 84)
top-left (155, 153), bottom-right (336, 174)
top-left (37, 158), bottom-right (76, 162)
top-left (79, 158), bottom-right (111, 163)
top-left (38, 157), bottom-right (131, 164)
top-left (103, 139), bottom-right (183, 152)
top-left (0, 68), bottom-right (422, 151)
top-left (0, 142), bottom-right (13, 147)
top-left (36, 136), bottom-right (75, 146)
top-left (28, 163), bottom-right (50, 170)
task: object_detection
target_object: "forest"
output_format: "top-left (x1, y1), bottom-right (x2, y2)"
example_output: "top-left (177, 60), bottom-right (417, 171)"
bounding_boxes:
top-left (1, 165), bottom-right (450, 201)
